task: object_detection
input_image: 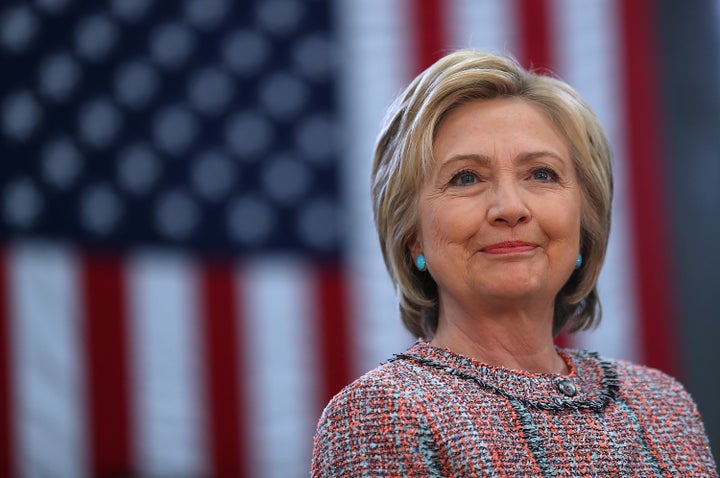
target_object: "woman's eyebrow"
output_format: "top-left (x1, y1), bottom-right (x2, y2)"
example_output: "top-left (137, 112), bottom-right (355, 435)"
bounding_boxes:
top-left (439, 151), bottom-right (567, 169)
top-left (514, 150), bottom-right (567, 166)
top-left (438, 153), bottom-right (492, 168)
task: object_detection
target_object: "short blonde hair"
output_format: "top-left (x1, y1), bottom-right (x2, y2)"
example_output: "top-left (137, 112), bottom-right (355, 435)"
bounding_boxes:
top-left (371, 50), bottom-right (613, 339)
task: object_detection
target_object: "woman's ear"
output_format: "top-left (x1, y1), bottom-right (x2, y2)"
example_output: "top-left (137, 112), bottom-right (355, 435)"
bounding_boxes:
top-left (407, 235), bottom-right (422, 256)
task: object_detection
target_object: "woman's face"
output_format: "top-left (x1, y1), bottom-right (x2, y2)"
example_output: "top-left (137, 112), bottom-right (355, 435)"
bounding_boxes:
top-left (411, 97), bottom-right (582, 314)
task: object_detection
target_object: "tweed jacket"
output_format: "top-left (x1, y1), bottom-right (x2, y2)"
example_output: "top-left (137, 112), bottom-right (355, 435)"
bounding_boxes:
top-left (312, 341), bottom-right (717, 477)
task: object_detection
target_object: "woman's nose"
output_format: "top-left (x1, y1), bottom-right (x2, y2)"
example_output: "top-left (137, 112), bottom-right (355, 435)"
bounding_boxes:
top-left (487, 182), bottom-right (531, 227)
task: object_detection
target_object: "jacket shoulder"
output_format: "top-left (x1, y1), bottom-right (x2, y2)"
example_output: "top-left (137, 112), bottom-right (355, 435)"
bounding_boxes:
top-left (312, 358), bottom-right (446, 476)
top-left (320, 357), bottom-right (428, 421)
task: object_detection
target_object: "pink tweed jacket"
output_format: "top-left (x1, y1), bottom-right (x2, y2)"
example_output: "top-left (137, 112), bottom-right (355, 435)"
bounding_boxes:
top-left (312, 341), bottom-right (717, 477)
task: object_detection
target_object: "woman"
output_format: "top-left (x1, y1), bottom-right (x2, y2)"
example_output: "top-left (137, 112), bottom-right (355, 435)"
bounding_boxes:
top-left (312, 50), bottom-right (717, 476)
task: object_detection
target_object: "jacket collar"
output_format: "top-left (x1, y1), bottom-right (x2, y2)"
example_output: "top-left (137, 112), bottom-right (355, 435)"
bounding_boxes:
top-left (390, 341), bottom-right (619, 411)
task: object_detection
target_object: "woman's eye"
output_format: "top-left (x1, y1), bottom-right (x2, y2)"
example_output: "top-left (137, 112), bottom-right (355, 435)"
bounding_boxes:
top-left (451, 170), bottom-right (478, 186)
top-left (531, 167), bottom-right (558, 182)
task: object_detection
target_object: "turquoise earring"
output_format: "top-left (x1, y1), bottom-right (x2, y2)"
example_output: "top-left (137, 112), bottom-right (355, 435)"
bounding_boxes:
top-left (576, 253), bottom-right (583, 269)
top-left (415, 254), bottom-right (427, 271)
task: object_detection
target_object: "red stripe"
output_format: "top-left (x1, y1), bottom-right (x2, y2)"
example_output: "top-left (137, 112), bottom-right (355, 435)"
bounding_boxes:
top-left (81, 253), bottom-right (133, 476)
top-left (0, 250), bottom-right (14, 477)
top-left (315, 263), bottom-right (351, 405)
top-left (412, 0), bottom-right (447, 73)
top-left (619, 0), bottom-right (678, 375)
top-left (200, 261), bottom-right (247, 478)
top-left (516, 0), bottom-right (554, 72)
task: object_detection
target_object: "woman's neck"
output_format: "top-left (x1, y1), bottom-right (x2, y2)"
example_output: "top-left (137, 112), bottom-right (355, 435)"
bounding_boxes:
top-left (430, 301), bottom-right (568, 375)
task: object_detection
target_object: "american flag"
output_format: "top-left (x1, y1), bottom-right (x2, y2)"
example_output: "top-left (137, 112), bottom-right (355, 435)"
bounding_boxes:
top-left (1, 0), bottom-right (719, 476)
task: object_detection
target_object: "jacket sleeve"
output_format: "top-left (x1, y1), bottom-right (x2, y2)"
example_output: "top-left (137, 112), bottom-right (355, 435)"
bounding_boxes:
top-left (311, 375), bottom-right (446, 477)
top-left (658, 374), bottom-right (719, 476)
top-left (627, 366), bottom-right (718, 476)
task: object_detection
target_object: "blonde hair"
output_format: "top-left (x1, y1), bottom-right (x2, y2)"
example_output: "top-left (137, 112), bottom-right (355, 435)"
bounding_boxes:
top-left (371, 50), bottom-right (613, 339)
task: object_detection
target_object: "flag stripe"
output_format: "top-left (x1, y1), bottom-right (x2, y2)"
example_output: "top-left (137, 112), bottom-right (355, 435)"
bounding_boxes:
top-left (516, 0), bottom-right (554, 71)
top-left (82, 254), bottom-right (133, 475)
top-left (241, 259), bottom-right (318, 477)
top-left (0, 250), bottom-right (13, 477)
top-left (447, 0), bottom-right (515, 54)
top-left (127, 253), bottom-right (206, 476)
top-left (11, 244), bottom-right (86, 478)
top-left (315, 263), bottom-right (351, 405)
top-left (618, 0), bottom-right (678, 375)
top-left (200, 260), bottom-right (246, 478)
top-left (412, 0), bottom-right (448, 71)
top-left (338, 0), bottom-right (414, 376)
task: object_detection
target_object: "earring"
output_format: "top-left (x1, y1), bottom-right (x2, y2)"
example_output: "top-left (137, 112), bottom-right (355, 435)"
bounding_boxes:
top-left (415, 254), bottom-right (427, 271)
top-left (575, 253), bottom-right (583, 269)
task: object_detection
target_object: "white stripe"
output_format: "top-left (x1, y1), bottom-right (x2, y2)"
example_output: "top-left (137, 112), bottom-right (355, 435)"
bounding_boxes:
top-left (8, 243), bottom-right (87, 478)
top-left (126, 251), bottom-right (207, 476)
top-left (551, 0), bottom-right (640, 361)
top-left (336, 0), bottom-right (414, 376)
top-left (448, 0), bottom-right (517, 54)
top-left (240, 257), bottom-right (319, 478)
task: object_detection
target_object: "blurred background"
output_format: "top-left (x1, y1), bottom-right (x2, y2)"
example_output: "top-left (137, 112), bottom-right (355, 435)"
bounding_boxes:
top-left (1, 0), bottom-right (719, 476)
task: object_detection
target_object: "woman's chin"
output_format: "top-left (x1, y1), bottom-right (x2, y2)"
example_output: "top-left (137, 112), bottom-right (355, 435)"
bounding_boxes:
top-left (471, 273), bottom-right (550, 304)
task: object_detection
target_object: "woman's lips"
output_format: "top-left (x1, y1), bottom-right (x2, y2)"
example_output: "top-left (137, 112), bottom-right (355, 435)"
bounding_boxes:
top-left (481, 241), bottom-right (537, 254)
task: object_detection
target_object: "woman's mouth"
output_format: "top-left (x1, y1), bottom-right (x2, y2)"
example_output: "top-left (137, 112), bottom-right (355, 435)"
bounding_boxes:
top-left (481, 241), bottom-right (537, 254)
